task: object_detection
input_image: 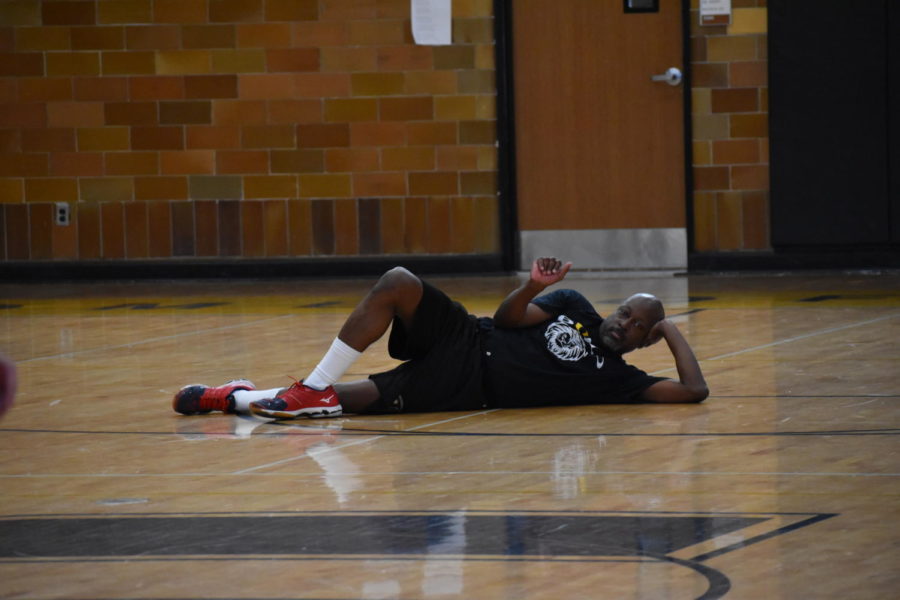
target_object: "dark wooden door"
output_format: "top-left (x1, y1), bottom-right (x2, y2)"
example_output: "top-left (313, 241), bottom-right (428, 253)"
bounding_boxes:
top-left (512, 0), bottom-right (686, 232)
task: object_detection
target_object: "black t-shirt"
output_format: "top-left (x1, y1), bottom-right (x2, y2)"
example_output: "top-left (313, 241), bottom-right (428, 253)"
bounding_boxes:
top-left (480, 289), bottom-right (665, 408)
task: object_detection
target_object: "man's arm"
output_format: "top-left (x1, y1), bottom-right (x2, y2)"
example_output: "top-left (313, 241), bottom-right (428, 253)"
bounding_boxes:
top-left (493, 257), bottom-right (572, 328)
top-left (638, 320), bottom-right (709, 403)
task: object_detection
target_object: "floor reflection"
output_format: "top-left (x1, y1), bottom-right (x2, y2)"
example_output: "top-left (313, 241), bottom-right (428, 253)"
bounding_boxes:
top-left (552, 437), bottom-right (605, 499)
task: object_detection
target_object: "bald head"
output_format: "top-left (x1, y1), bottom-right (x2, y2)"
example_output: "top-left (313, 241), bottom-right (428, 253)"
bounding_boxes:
top-left (624, 293), bottom-right (665, 323)
top-left (598, 293), bottom-right (666, 354)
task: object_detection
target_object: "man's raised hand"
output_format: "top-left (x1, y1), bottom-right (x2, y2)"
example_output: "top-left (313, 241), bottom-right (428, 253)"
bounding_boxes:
top-left (531, 257), bottom-right (572, 288)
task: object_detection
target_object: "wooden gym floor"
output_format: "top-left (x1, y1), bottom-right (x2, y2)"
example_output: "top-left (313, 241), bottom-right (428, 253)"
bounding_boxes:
top-left (0, 269), bottom-right (898, 599)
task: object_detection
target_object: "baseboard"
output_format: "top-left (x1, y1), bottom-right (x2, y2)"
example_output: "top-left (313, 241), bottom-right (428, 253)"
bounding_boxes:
top-left (689, 248), bottom-right (900, 272)
top-left (7, 249), bottom-right (897, 282)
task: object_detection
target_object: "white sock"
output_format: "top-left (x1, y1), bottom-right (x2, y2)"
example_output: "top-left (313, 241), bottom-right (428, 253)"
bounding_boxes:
top-left (232, 388), bottom-right (282, 413)
top-left (304, 337), bottom-right (362, 390)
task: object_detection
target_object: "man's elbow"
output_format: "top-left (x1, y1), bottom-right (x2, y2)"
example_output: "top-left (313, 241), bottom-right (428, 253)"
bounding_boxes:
top-left (687, 384), bottom-right (709, 403)
top-left (640, 381), bottom-right (708, 403)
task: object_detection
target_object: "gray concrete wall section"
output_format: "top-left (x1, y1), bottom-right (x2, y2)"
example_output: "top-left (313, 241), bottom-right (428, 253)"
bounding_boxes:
top-left (520, 228), bottom-right (688, 271)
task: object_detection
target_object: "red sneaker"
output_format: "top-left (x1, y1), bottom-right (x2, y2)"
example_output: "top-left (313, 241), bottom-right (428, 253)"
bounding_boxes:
top-left (172, 379), bottom-right (255, 415)
top-left (249, 380), bottom-right (342, 419)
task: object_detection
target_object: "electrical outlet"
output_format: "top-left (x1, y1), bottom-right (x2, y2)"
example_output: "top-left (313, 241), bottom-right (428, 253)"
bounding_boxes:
top-left (55, 202), bottom-right (70, 226)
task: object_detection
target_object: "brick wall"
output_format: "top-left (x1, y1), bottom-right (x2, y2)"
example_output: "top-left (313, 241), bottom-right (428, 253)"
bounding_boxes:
top-left (689, 0), bottom-right (770, 252)
top-left (0, 0), bottom-right (499, 262)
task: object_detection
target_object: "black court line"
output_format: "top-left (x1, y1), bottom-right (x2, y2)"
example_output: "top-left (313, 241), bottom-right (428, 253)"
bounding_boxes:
top-left (295, 300), bottom-right (344, 308)
top-left (0, 513), bottom-right (763, 558)
top-left (0, 514), bottom-right (753, 600)
top-left (712, 394), bottom-right (899, 398)
top-left (689, 513), bottom-right (838, 563)
top-left (0, 555), bottom-right (650, 564)
top-left (2, 426), bottom-right (898, 438)
top-left (92, 302), bottom-right (231, 311)
top-left (649, 553), bottom-right (731, 600)
top-left (0, 556), bottom-right (728, 600)
top-left (798, 295), bottom-right (843, 302)
top-left (669, 308), bottom-right (707, 317)
top-left (796, 294), bottom-right (900, 302)
top-left (0, 509), bottom-right (842, 517)
top-left (0, 556), bottom-right (726, 600)
top-left (276, 426), bottom-right (900, 438)
top-left (0, 510), bottom-right (833, 600)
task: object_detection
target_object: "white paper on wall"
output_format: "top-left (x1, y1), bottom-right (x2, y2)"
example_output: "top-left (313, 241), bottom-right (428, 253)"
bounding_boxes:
top-left (411, 0), bottom-right (452, 46)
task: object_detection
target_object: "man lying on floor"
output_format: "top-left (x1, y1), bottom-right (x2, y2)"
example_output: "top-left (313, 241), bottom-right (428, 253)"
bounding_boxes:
top-left (173, 257), bottom-right (708, 419)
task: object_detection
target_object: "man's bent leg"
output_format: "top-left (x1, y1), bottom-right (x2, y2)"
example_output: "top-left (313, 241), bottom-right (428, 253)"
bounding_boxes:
top-left (336, 266), bottom-right (423, 352)
top-left (304, 267), bottom-right (423, 391)
top-left (251, 267), bottom-right (425, 420)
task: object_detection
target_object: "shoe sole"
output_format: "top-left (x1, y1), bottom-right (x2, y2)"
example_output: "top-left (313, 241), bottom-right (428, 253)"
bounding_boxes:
top-left (249, 405), bottom-right (342, 420)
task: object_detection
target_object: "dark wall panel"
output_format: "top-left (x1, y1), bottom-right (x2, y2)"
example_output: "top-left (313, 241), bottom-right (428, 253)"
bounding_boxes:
top-left (769, 1), bottom-right (890, 246)
top-left (890, 2), bottom-right (900, 243)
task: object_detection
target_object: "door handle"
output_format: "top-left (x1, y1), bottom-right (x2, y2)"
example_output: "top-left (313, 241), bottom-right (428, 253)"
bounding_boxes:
top-left (651, 67), bottom-right (682, 86)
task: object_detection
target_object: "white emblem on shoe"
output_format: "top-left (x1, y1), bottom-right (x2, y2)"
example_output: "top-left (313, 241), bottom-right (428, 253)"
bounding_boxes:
top-left (320, 395), bottom-right (335, 403)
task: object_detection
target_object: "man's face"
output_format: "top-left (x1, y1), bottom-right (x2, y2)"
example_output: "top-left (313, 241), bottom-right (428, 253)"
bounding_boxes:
top-left (598, 296), bottom-right (663, 354)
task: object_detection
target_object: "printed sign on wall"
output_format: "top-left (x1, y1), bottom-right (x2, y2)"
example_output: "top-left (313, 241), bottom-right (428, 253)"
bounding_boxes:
top-left (700, 0), bottom-right (732, 26)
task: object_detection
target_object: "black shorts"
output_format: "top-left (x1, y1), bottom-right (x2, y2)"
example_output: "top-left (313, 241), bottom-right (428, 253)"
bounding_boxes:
top-left (367, 280), bottom-right (488, 413)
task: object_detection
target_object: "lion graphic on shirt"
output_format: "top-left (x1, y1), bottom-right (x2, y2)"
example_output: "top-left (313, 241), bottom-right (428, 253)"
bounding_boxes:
top-left (544, 317), bottom-right (590, 362)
